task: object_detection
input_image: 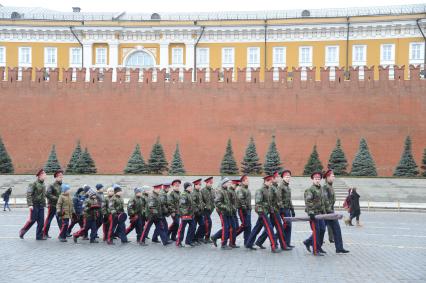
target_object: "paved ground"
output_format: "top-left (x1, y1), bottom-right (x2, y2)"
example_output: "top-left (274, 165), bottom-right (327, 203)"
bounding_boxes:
top-left (0, 209), bottom-right (425, 282)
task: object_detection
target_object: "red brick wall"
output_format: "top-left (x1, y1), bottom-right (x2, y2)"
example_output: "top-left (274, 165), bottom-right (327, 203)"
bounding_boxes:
top-left (0, 66), bottom-right (425, 176)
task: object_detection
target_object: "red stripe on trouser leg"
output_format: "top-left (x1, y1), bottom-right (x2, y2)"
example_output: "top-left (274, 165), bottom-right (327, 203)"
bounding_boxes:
top-left (42, 206), bottom-right (51, 235)
top-left (176, 222), bottom-right (183, 246)
top-left (74, 218), bottom-right (87, 238)
top-left (311, 220), bottom-right (317, 254)
top-left (219, 213), bottom-right (225, 244)
top-left (140, 220), bottom-right (150, 243)
top-left (59, 222), bottom-right (66, 238)
top-left (236, 209), bottom-right (245, 234)
top-left (107, 215), bottom-right (113, 242)
top-left (204, 216), bottom-right (209, 237)
top-left (103, 221), bottom-right (107, 241)
top-left (261, 214), bottom-right (276, 250)
top-left (273, 214), bottom-right (287, 249)
top-left (21, 208), bottom-right (34, 234)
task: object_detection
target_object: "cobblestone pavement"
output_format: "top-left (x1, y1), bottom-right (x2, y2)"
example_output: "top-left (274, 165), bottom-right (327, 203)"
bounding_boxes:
top-left (0, 209), bottom-right (425, 282)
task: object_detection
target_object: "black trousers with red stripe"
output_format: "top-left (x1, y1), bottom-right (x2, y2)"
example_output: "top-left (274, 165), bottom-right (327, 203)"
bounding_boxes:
top-left (43, 205), bottom-right (61, 237)
top-left (236, 208), bottom-right (251, 245)
top-left (246, 213), bottom-right (276, 250)
top-left (168, 214), bottom-right (180, 241)
top-left (256, 212), bottom-right (287, 249)
top-left (67, 213), bottom-right (84, 236)
top-left (20, 205), bottom-right (45, 240)
top-left (212, 212), bottom-right (231, 246)
top-left (203, 211), bottom-right (213, 239)
top-left (58, 218), bottom-right (69, 239)
top-left (176, 216), bottom-right (194, 246)
top-left (73, 217), bottom-right (98, 241)
top-left (126, 214), bottom-right (145, 242)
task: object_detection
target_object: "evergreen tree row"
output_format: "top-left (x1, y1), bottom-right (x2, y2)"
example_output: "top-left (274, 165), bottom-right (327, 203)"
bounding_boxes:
top-left (0, 134), bottom-right (425, 176)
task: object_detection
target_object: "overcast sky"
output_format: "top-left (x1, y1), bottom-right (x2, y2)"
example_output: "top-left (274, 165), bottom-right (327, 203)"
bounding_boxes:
top-left (0, 0), bottom-right (424, 13)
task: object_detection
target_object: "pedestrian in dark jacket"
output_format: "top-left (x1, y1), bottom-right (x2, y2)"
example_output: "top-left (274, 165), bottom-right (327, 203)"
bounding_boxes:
top-left (66, 187), bottom-right (85, 237)
top-left (2, 187), bottom-right (12, 211)
top-left (349, 188), bottom-right (361, 226)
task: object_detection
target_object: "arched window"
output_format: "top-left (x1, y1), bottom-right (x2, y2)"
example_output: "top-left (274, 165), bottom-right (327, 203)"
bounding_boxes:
top-left (125, 50), bottom-right (155, 69)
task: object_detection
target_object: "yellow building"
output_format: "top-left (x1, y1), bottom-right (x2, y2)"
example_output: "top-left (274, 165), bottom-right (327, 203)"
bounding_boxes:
top-left (0, 4), bottom-right (425, 81)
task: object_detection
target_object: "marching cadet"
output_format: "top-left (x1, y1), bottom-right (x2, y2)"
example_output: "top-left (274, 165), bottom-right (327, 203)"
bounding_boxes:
top-left (168, 180), bottom-right (181, 241)
top-left (42, 169), bottom-right (63, 239)
top-left (303, 172), bottom-right (327, 256)
top-left (176, 182), bottom-right (195, 247)
top-left (125, 187), bottom-right (146, 243)
top-left (139, 185), bottom-right (170, 246)
top-left (322, 169), bottom-right (349, 254)
top-left (201, 177), bottom-right (215, 243)
top-left (152, 184), bottom-right (170, 243)
top-left (235, 175), bottom-right (252, 246)
top-left (57, 184), bottom-right (74, 242)
top-left (192, 179), bottom-right (205, 244)
top-left (107, 185), bottom-right (130, 244)
top-left (211, 178), bottom-right (232, 250)
top-left (245, 175), bottom-right (280, 253)
top-left (19, 169), bottom-right (47, 240)
top-left (255, 172), bottom-right (289, 251)
top-left (102, 187), bottom-right (114, 242)
top-left (66, 187), bottom-right (85, 237)
top-left (95, 184), bottom-right (105, 238)
top-left (228, 179), bottom-right (240, 248)
top-left (73, 189), bottom-right (102, 244)
top-left (279, 170), bottom-right (295, 248)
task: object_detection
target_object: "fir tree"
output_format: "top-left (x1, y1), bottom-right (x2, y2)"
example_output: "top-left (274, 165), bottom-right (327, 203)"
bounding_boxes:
top-left (169, 143), bottom-right (186, 175)
top-left (147, 137), bottom-right (169, 174)
top-left (66, 140), bottom-right (82, 173)
top-left (421, 148), bottom-right (426, 177)
top-left (74, 147), bottom-right (97, 174)
top-left (44, 145), bottom-right (61, 173)
top-left (393, 136), bottom-right (419, 177)
top-left (328, 139), bottom-right (348, 175)
top-left (0, 135), bottom-right (14, 173)
top-left (263, 135), bottom-right (282, 175)
top-left (220, 139), bottom-right (239, 175)
top-left (303, 145), bottom-right (324, 176)
top-left (241, 137), bottom-right (262, 175)
top-left (350, 138), bottom-right (377, 176)
top-left (124, 144), bottom-right (147, 174)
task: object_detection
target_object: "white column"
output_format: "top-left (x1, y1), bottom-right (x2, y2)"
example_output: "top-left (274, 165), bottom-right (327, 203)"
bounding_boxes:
top-left (83, 42), bottom-right (92, 82)
top-left (109, 42), bottom-right (119, 82)
top-left (159, 42), bottom-right (169, 70)
top-left (185, 43), bottom-right (195, 81)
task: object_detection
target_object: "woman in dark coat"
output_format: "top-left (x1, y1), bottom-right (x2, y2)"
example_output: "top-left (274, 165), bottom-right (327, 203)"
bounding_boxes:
top-left (349, 188), bottom-right (361, 226)
top-left (2, 187), bottom-right (12, 211)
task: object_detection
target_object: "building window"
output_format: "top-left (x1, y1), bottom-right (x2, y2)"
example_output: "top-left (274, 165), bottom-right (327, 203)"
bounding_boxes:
top-left (380, 44), bottom-right (395, 65)
top-left (18, 47), bottom-right (31, 67)
top-left (44, 47), bottom-right (57, 67)
top-left (409, 42), bottom-right (424, 64)
top-left (272, 47), bottom-right (286, 67)
top-left (247, 47), bottom-right (260, 66)
top-left (196, 48), bottom-right (209, 66)
top-left (95, 47), bottom-right (107, 65)
top-left (172, 47), bottom-right (183, 65)
top-left (299, 46), bottom-right (313, 67)
top-left (325, 46), bottom-right (339, 66)
top-left (69, 48), bottom-right (82, 67)
top-left (0, 47), bottom-right (5, 66)
top-left (352, 45), bottom-right (367, 66)
top-left (222, 47), bottom-right (234, 67)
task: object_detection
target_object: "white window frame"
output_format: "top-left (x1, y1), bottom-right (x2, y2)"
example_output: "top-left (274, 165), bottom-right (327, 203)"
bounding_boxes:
top-left (325, 45), bottom-right (339, 67)
top-left (299, 46), bottom-right (313, 67)
top-left (272, 47), bottom-right (286, 67)
top-left (409, 42), bottom-right (425, 65)
top-left (0, 46), bottom-right (6, 67)
top-left (69, 47), bottom-right (82, 67)
top-left (222, 47), bottom-right (235, 68)
top-left (380, 44), bottom-right (395, 65)
top-left (44, 47), bottom-right (57, 68)
top-left (172, 47), bottom-right (184, 66)
top-left (18, 47), bottom-right (32, 67)
top-left (247, 47), bottom-right (260, 67)
top-left (352, 45), bottom-right (367, 66)
top-left (196, 47), bottom-right (209, 67)
top-left (95, 47), bottom-right (107, 66)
